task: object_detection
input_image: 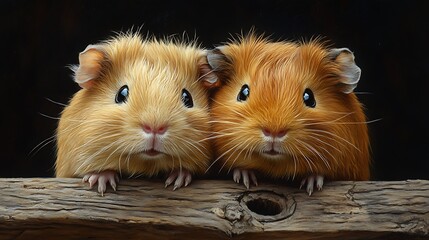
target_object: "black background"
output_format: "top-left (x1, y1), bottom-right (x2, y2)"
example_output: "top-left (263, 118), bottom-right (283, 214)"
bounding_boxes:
top-left (2, 0), bottom-right (428, 180)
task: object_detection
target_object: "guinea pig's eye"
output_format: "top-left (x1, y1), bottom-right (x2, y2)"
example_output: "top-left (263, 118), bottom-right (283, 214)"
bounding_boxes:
top-left (115, 85), bottom-right (129, 104)
top-left (303, 88), bottom-right (316, 108)
top-left (181, 89), bottom-right (193, 108)
top-left (237, 84), bottom-right (250, 102)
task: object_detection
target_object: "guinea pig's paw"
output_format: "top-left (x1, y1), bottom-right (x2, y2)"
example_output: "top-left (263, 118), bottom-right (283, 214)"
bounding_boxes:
top-left (82, 170), bottom-right (119, 196)
top-left (233, 169), bottom-right (258, 189)
top-left (165, 169), bottom-right (192, 191)
top-left (300, 175), bottom-right (324, 196)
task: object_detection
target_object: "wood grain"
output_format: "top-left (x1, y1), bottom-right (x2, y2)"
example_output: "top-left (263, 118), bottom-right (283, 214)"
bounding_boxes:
top-left (0, 178), bottom-right (428, 240)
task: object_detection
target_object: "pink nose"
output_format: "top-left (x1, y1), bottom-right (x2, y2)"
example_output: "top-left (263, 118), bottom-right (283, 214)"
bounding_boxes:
top-left (262, 128), bottom-right (287, 138)
top-left (142, 124), bottom-right (168, 135)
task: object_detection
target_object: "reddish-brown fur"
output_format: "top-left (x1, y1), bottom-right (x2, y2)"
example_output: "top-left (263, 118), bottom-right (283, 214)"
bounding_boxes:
top-left (208, 34), bottom-right (370, 181)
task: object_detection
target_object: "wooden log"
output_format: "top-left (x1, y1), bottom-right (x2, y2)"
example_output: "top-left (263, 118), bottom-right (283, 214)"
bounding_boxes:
top-left (0, 178), bottom-right (428, 240)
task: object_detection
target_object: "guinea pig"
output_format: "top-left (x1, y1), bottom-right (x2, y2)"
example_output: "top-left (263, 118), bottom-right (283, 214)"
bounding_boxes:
top-left (55, 32), bottom-right (216, 194)
top-left (206, 34), bottom-right (370, 195)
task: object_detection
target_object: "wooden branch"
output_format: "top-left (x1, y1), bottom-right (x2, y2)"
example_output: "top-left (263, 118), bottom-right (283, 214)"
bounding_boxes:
top-left (0, 178), bottom-right (428, 240)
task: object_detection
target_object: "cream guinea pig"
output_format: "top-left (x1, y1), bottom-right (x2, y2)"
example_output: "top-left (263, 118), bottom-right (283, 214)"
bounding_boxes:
top-left (55, 32), bottom-right (216, 194)
top-left (206, 34), bottom-right (370, 195)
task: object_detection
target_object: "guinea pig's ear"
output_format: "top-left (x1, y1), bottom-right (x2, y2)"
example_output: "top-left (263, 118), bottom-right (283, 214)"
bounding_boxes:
top-left (73, 44), bottom-right (105, 89)
top-left (328, 48), bottom-right (361, 94)
top-left (204, 46), bottom-right (229, 88)
top-left (198, 63), bottom-right (219, 88)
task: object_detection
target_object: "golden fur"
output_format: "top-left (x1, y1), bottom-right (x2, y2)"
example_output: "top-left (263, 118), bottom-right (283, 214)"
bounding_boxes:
top-left (209, 34), bottom-right (370, 181)
top-left (55, 32), bottom-right (212, 178)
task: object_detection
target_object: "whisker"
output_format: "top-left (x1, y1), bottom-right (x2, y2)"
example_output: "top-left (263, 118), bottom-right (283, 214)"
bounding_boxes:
top-left (183, 134), bottom-right (210, 149)
top-left (298, 112), bottom-right (355, 124)
top-left (314, 109), bottom-right (355, 115)
top-left (197, 131), bottom-right (245, 143)
top-left (301, 118), bottom-right (382, 126)
top-left (101, 140), bottom-right (129, 172)
top-left (309, 129), bottom-right (360, 152)
top-left (305, 133), bottom-right (343, 166)
top-left (243, 139), bottom-right (258, 163)
top-left (305, 130), bottom-right (348, 150)
top-left (39, 113), bottom-right (61, 120)
top-left (75, 137), bottom-right (121, 174)
top-left (126, 144), bottom-right (138, 176)
top-left (189, 128), bottom-right (213, 134)
top-left (296, 139), bottom-right (331, 170)
top-left (29, 135), bottom-right (56, 158)
top-left (170, 142), bottom-right (186, 172)
top-left (354, 91), bottom-right (373, 95)
top-left (45, 97), bottom-right (68, 107)
top-left (306, 133), bottom-right (342, 153)
top-left (226, 138), bottom-right (255, 174)
top-left (219, 137), bottom-right (254, 174)
top-left (205, 139), bottom-right (246, 174)
top-left (284, 145), bottom-right (297, 180)
top-left (329, 118), bottom-right (382, 125)
top-left (297, 109), bottom-right (382, 126)
top-left (118, 143), bottom-right (132, 178)
top-left (196, 67), bottom-right (217, 82)
top-left (72, 132), bottom-right (123, 156)
top-left (205, 147), bottom-right (234, 173)
top-left (178, 151), bottom-right (183, 173)
top-left (172, 136), bottom-right (208, 165)
top-left (290, 143), bottom-right (315, 173)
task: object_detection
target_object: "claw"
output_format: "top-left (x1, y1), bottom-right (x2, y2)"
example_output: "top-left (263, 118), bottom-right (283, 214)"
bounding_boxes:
top-left (233, 169), bottom-right (241, 183)
top-left (88, 174), bottom-right (99, 188)
top-left (82, 174), bottom-right (90, 183)
top-left (165, 171), bottom-right (178, 188)
top-left (232, 169), bottom-right (258, 189)
top-left (242, 170), bottom-right (250, 189)
top-left (98, 181), bottom-right (106, 196)
top-left (165, 169), bottom-right (192, 190)
top-left (316, 175), bottom-right (324, 191)
top-left (184, 174), bottom-right (192, 187)
top-left (300, 178), bottom-right (306, 189)
top-left (249, 171), bottom-right (258, 186)
top-left (82, 170), bottom-right (119, 195)
top-left (306, 175), bottom-right (315, 196)
top-left (301, 174), bottom-right (324, 196)
top-left (108, 176), bottom-right (117, 191)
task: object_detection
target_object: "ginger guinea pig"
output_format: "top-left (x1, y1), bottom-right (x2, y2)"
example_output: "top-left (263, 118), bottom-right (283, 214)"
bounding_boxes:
top-left (55, 32), bottom-right (215, 194)
top-left (206, 34), bottom-right (370, 195)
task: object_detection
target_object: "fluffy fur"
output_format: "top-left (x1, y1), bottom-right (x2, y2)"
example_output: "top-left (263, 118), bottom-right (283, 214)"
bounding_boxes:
top-left (55, 32), bottom-right (212, 179)
top-left (208, 34), bottom-right (370, 181)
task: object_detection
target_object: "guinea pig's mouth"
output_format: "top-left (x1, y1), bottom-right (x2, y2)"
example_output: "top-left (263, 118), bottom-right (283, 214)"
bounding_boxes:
top-left (141, 149), bottom-right (164, 157)
top-left (261, 149), bottom-right (283, 158)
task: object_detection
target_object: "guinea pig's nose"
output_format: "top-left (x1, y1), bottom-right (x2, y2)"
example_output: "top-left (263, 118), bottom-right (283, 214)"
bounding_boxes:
top-left (262, 128), bottom-right (287, 138)
top-left (142, 124), bottom-right (168, 135)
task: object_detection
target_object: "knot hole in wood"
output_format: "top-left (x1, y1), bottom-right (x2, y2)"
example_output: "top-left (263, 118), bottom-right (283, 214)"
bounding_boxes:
top-left (238, 190), bottom-right (296, 222)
